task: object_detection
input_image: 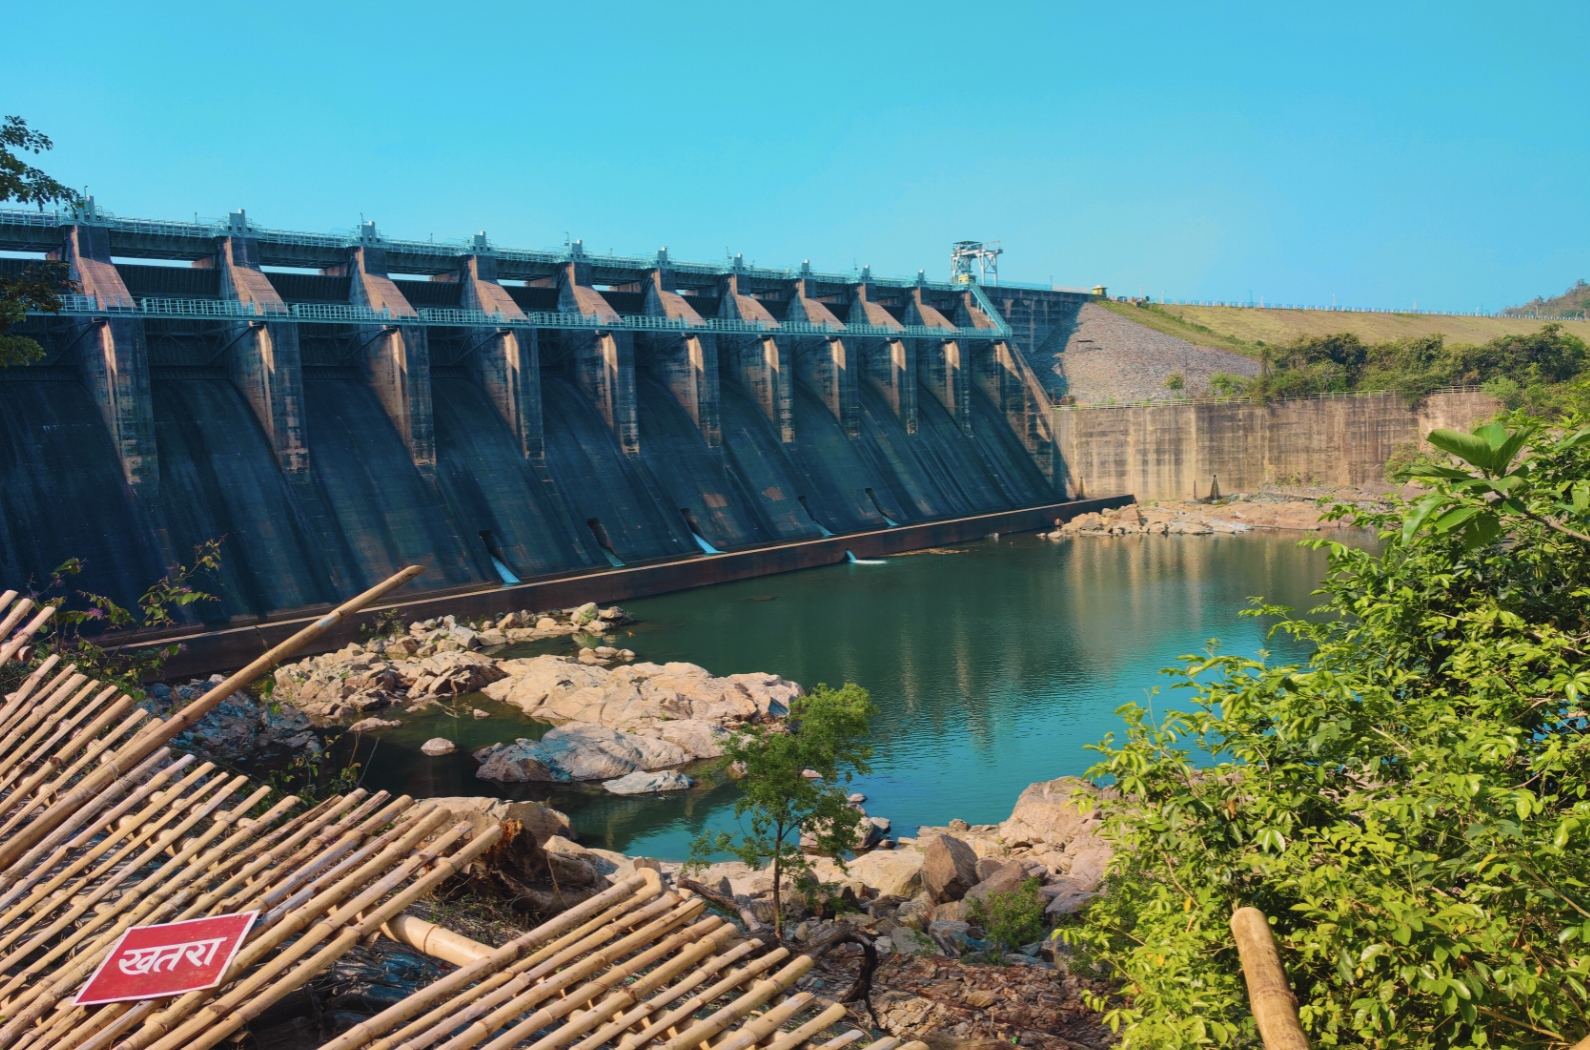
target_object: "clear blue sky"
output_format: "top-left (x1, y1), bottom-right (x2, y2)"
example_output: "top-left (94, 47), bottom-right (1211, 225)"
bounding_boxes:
top-left (6, 1), bottom-right (1585, 312)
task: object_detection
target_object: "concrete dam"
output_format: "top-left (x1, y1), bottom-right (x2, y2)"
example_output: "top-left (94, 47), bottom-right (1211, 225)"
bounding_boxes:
top-left (0, 205), bottom-right (1088, 622)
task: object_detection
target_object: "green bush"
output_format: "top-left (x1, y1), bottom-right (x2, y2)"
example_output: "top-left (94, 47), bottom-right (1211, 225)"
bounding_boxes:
top-left (1065, 417), bottom-right (1590, 1048)
top-left (968, 877), bottom-right (1047, 953)
top-left (1247, 323), bottom-right (1590, 409)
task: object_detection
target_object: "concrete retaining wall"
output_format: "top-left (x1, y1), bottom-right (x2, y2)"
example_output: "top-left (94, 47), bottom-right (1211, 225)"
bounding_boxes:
top-left (1055, 389), bottom-right (1500, 501)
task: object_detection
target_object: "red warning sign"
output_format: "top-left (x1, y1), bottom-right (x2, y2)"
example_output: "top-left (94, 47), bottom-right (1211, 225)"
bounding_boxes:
top-left (74, 912), bottom-right (257, 1005)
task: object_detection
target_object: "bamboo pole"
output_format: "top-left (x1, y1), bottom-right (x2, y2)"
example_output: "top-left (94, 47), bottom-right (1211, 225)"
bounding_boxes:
top-left (654, 957), bottom-right (815, 1050)
top-left (1230, 907), bottom-right (1310, 1050)
top-left (0, 677), bottom-right (95, 781)
top-left (0, 595), bottom-right (34, 649)
top-left (0, 565), bottom-right (424, 870)
top-left (336, 874), bottom-right (657, 1050)
top-left (1, 704), bottom-right (145, 830)
top-left (555, 926), bottom-right (747, 1050)
top-left (0, 782), bottom-right (281, 1028)
top-left (710, 992), bottom-right (816, 1050)
top-left (564, 934), bottom-right (760, 1050)
top-left (0, 655), bottom-right (65, 725)
top-left (421, 899), bottom-right (706, 1050)
top-left (615, 946), bottom-right (794, 1050)
top-left (0, 750), bottom-right (185, 910)
top-left (805, 1029), bottom-right (866, 1050)
top-left (117, 810), bottom-right (459, 1050)
top-left (0, 757), bottom-right (208, 944)
top-left (757, 1001), bottom-right (849, 1050)
top-left (0, 605), bottom-right (55, 665)
top-left (140, 823), bottom-right (502, 1050)
top-left (427, 912), bottom-right (724, 1050)
top-left (379, 888), bottom-right (683, 1048)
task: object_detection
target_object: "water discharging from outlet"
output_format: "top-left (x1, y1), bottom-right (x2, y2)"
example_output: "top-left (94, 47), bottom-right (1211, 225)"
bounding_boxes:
top-left (845, 549), bottom-right (887, 565)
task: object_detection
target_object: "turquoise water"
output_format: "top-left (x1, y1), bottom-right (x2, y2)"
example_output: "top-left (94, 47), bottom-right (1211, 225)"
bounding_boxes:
top-left (351, 531), bottom-right (1344, 859)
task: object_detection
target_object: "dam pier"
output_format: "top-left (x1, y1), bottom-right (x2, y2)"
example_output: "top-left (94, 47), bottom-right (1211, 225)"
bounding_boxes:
top-left (0, 204), bottom-right (1089, 622)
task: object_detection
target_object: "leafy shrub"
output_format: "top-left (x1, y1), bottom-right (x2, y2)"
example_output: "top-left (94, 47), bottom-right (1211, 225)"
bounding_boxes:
top-left (1065, 417), bottom-right (1590, 1048)
top-left (968, 877), bottom-right (1047, 953)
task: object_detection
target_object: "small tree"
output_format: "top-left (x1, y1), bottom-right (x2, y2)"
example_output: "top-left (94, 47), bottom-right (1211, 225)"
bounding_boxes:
top-left (688, 683), bottom-right (875, 936)
top-left (1, 116), bottom-right (81, 367)
top-left (1164, 372), bottom-right (1185, 393)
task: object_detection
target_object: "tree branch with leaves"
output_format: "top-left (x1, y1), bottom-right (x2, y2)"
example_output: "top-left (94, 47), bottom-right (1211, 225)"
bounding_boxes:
top-left (687, 683), bottom-right (876, 937)
top-left (1, 115), bottom-right (81, 367)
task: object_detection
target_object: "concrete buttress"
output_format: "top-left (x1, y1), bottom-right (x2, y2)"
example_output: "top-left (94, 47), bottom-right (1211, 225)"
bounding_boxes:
top-left (54, 224), bottom-right (158, 492)
top-left (959, 291), bottom-right (1058, 486)
top-left (324, 224), bottom-right (436, 472)
top-left (455, 249), bottom-right (542, 459)
top-left (642, 266), bottom-right (720, 447)
top-left (906, 288), bottom-right (970, 435)
top-left (205, 217), bottom-right (309, 474)
top-left (709, 272), bottom-right (791, 443)
top-left (558, 260), bottom-right (639, 454)
top-left (849, 283), bottom-right (916, 433)
top-left (782, 278), bottom-right (858, 438)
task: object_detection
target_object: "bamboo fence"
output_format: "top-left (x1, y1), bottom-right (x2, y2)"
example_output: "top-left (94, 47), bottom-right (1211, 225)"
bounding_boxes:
top-left (0, 581), bottom-right (922, 1050)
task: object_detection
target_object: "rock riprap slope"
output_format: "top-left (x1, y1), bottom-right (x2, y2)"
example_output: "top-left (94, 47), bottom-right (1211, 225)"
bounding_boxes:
top-left (1054, 302), bottom-right (1259, 403)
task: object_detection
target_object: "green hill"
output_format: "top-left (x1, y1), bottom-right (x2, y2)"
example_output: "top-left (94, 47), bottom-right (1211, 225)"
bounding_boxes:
top-left (1504, 279), bottom-right (1590, 319)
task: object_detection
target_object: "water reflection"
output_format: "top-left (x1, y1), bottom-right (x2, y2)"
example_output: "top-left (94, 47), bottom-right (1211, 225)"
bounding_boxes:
top-left (352, 532), bottom-right (1358, 859)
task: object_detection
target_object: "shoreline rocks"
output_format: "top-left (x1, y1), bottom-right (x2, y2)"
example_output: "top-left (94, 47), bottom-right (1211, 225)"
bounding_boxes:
top-left (1046, 488), bottom-right (1381, 539)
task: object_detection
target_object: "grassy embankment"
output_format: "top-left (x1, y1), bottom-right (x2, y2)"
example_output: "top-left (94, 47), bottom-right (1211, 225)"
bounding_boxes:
top-left (1095, 298), bottom-right (1590, 357)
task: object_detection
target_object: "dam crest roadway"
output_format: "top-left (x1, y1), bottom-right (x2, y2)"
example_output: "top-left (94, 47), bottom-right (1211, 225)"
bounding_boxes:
top-left (0, 202), bottom-right (1090, 626)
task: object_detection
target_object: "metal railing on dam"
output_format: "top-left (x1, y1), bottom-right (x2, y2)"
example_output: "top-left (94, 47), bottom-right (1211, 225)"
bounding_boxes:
top-left (0, 205), bottom-right (1088, 624)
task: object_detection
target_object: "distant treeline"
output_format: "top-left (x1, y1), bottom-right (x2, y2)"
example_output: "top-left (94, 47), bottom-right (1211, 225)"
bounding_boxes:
top-left (1214, 323), bottom-right (1589, 413)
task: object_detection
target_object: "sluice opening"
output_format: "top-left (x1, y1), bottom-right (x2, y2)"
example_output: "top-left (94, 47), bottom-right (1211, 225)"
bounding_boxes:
top-left (680, 508), bottom-right (724, 556)
top-left (797, 495), bottom-right (835, 537)
top-left (585, 518), bottom-right (626, 568)
top-left (864, 487), bottom-right (900, 527)
top-left (477, 530), bottom-right (521, 584)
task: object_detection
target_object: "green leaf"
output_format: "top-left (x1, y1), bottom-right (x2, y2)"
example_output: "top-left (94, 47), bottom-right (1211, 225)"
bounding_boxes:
top-left (1427, 428), bottom-right (1496, 472)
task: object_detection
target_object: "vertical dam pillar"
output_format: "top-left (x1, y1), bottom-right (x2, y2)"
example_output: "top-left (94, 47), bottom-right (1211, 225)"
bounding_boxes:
top-left (906, 287), bottom-right (969, 434)
top-left (457, 239), bottom-right (542, 459)
top-left (324, 223), bottom-right (435, 472)
top-left (558, 254), bottom-right (638, 453)
top-left (849, 281), bottom-right (915, 433)
top-left (643, 258), bottom-right (719, 447)
top-left (714, 268), bottom-right (790, 443)
top-left (53, 218), bottom-right (158, 491)
top-left (206, 211), bottom-right (309, 474)
top-left (783, 278), bottom-right (858, 438)
top-left (960, 291), bottom-right (1058, 486)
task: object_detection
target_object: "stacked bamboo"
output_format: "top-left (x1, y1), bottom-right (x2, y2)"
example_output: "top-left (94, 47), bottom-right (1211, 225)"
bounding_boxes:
top-left (0, 579), bottom-right (926, 1050)
top-left (318, 870), bottom-right (923, 1050)
top-left (0, 573), bottom-right (514, 1050)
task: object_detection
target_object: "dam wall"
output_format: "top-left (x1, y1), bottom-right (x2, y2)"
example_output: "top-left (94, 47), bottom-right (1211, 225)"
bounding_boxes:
top-left (0, 207), bottom-right (1075, 624)
top-left (1054, 388), bottom-right (1500, 501)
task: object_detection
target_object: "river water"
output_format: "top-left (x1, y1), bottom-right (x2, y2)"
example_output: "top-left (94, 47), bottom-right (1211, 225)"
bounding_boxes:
top-left (351, 532), bottom-right (1344, 859)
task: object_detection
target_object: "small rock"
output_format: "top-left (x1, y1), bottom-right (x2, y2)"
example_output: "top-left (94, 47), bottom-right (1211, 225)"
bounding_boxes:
top-left (348, 717), bottom-right (402, 733)
top-left (472, 708), bottom-right (489, 719)
top-left (497, 613), bottom-right (519, 630)
top-left (420, 737), bottom-right (456, 756)
top-left (536, 617), bottom-right (558, 630)
top-left (571, 602), bottom-right (599, 625)
top-left (848, 793), bottom-right (868, 804)
top-left (801, 768), bottom-right (822, 779)
top-left (948, 818), bottom-right (970, 832)
top-left (617, 649), bottom-right (636, 660)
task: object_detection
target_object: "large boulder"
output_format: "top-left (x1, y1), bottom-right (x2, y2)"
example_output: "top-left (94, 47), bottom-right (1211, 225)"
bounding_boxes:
top-left (1000, 777), bottom-right (1103, 851)
top-left (964, 859), bottom-right (1032, 904)
top-left (845, 849), bottom-right (925, 899)
top-left (419, 796), bottom-right (573, 883)
top-left (474, 724), bottom-right (690, 783)
top-left (922, 835), bottom-right (980, 903)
